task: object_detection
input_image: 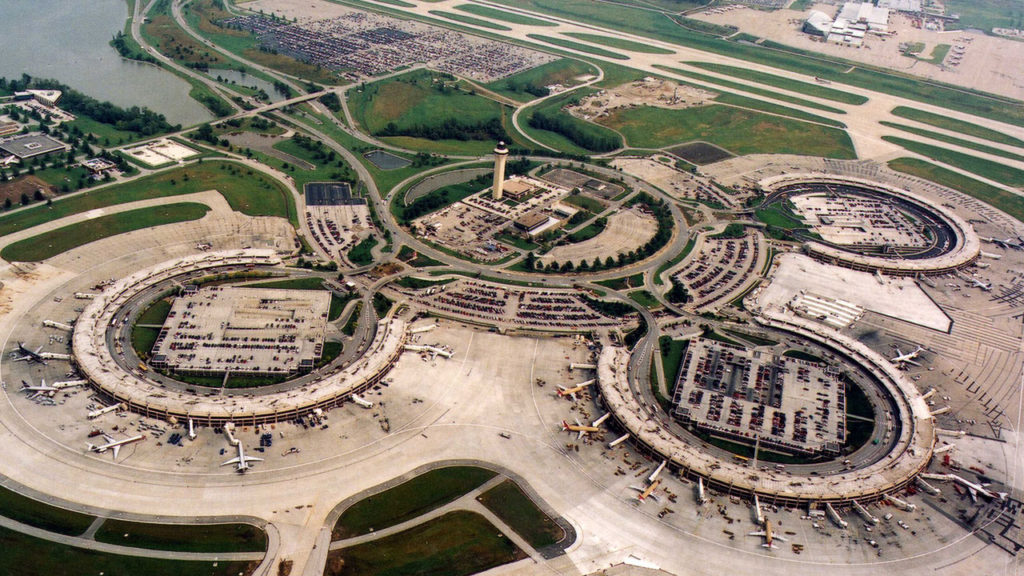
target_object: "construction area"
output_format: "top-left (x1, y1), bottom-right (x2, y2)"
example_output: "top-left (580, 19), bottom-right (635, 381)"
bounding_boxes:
top-left (566, 77), bottom-right (716, 123)
top-left (671, 337), bottom-right (846, 457)
top-left (150, 286), bottom-right (331, 375)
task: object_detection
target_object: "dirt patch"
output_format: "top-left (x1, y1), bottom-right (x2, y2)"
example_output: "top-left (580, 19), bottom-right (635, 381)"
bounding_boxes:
top-left (0, 175), bottom-right (53, 206)
top-left (223, 132), bottom-right (315, 171)
top-left (566, 77), bottom-right (717, 123)
top-left (668, 142), bottom-right (735, 165)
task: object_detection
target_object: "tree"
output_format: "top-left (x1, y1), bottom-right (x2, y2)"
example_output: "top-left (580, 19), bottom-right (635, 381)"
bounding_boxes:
top-left (20, 193), bottom-right (30, 206)
top-left (3, 198), bottom-right (11, 210)
top-left (526, 251), bottom-right (536, 270)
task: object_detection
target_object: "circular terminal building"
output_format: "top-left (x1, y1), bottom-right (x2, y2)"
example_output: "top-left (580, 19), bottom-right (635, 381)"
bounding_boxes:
top-left (71, 250), bottom-right (406, 425)
top-left (759, 174), bottom-right (980, 276)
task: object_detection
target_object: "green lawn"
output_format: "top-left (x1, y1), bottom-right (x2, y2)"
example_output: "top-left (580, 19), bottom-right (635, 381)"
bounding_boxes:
top-left (755, 202), bottom-right (805, 230)
top-left (653, 237), bottom-right (696, 285)
top-left (0, 486), bottom-right (95, 536)
top-left (2, 203), bottom-right (210, 262)
top-left (347, 69), bottom-right (514, 155)
top-left (659, 336), bottom-right (689, 389)
top-left (94, 520), bottom-right (267, 553)
top-left (881, 122), bottom-right (1024, 163)
top-left (486, 59), bottom-right (597, 102)
top-left (245, 277), bottom-right (326, 290)
top-left (428, 10), bottom-right (511, 30)
top-left (889, 106), bottom-right (1024, 148)
top-left (943, 0), bottom-right (1024, 32)
top-left (326, 511), bottom-right (525, 576)
top-left (477, 480), bottom-right (565, 549)
top-left (524, 89), bottom-right (624, 154)
top-left (454, 4), bottom-right (558, 26)
top-left (65, 116), bottom-right (145, 145)
top-left (628, 289), bottom-right (661, 309)
top-left (563, 33), bottom-right (675, 55)
top-left (783, 349), bottom-right (825, 363)
top-left (600, 104), bottom-right (855, 158)
top-left (714, 93), bottom-right (846, 128)
top-left (0, 526), bottom-right (257, 576)
top-left (686, 62), bottom-right (868, 106)
top-left (887, 157), bottom-right (1024, 223)
top-left (561, 193), bottom-right (604, 213)
top-left (348, 235), bottom-right (379, 265)
top-left (595, 273), bottom-right (645, 290)
top-left (0, 160), bottom-right (296, 239)
top-left (333, 466), bottom-right (497, 539)
top-left (884, 136), bottom-right (1024, 188)
top-left (527, 34), bottom-right (630, 60)
top-left (137, 299), bottom-right (173, 325)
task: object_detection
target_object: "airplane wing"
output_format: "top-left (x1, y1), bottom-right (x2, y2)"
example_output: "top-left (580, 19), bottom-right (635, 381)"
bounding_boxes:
top-left (111, 445), bottom-right (120, 459)
top-left (244, 456), bottom-right (264, 463)
top-left (905, 359), bottom-right (921, 367)
top-left (774, 534), bottom-right (788, 542)
top-left (749, 531), bottom-right (766, 537)
top-left (577, 430), bottom-right (584, 441)
top-left (222, 457), bottom-right (242, 466)
top-left (34, 345), bottom-right (43, 355)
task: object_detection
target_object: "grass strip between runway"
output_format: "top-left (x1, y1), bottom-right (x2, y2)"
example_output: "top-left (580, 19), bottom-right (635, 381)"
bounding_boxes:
top-left (0, 485), bottom-right (95, 536)
top-left (477, 479), bottom-right (565, 549)
top-left (1, 203), bottom-right (211, 262)
top-left (333, 466), bottom-right (496, 539)
top-left (93, 520), bottom-right (267, 553)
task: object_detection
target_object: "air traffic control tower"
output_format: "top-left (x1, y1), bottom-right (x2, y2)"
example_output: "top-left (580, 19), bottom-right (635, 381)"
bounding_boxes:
top-left (492, 141), bottom-right (509, 200)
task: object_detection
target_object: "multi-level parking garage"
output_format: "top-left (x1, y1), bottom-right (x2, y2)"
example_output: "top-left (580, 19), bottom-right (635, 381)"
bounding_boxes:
top-left (71, 250), bottom-right (406, 426)
top-left (597, 310), bottom-right (935, 506)
top-left (759, 175), bottom-right (980, 276)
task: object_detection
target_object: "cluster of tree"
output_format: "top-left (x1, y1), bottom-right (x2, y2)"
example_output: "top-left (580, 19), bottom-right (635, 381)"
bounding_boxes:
top-left (295, 257), bottom-right (338, 271)
top-left (503, 80), bottom-right (549, 98)
top-left (194, 91), bottom-right (232, 117)
top-left (192, 123), bottom-right (222, 145)
top-left (667, 276), bottom-right (689, 305)
top-left (291, 134), bottom-right (354, 181)
top-left (580, 295), bottom-right (634, 318)
top-left (402, 174), bottom-right (489, 222)
top-left (410, 152), bottom-right (445, 168)
top-left (527, 109), bottom-right (619, 153)
top-left (377, 117), bottom-right (507, 142)
top-left (30, 78), bottom-right (178, 135)
top-left (272, 80), bottom-right (293, 98)
top-left (319, 92), bottom-right (341, 112)
top-left (710, 223), bottom-right (746, 239)
top-left (109, 31), bottom-right (159, 64)
top-left (624, 319), bottom-right (648, 349)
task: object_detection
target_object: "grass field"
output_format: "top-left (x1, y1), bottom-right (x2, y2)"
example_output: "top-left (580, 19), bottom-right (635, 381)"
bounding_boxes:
top-left (755, 202), bottom-right (805, 230)
top-left (454, 4), bottom-right (558, 27)
top-left (486, 59), bottom-right (597, 102)
top-left (0, 161), bottom-right (296, 239)
top-left (477, 480), bottom-right (565, 549)
top-left (1, 203), bottom-right (210, 262)
top-left (348, 69), bottom-right (514, 155)
top-left (595, 273), bottom-right (645, 290)
top-left (524, 89), bottom-right (624, 154)
top-left (653, 237), bottom-right (696, 285)
top-left (561, 193), bottom-right (604, 214)
top-left (563, 33), bottom-right (675, 55)
top-left (428, 10), bottom-right (511, 30)
top-left (0, 486), bottom-right (95, 536)
top-left (65, 116), bottom-right (144, 145)
top-left (943, 0), bottom-right (1024, 32)
top-left (881, 122), bottom-right (1024, 163)
top-left (326, 511), bottom-right (525, 576)
top-left (884, 136), bottom-right (1024, 188)
top-left (714, 93), bottom-right (846, 128)
top-left (599, 104), bottom-right (855, 158)
top-left (629, 289), bottom-right (661, 309)
top-left (527, 35), bottom-right (630, 60)
top-left (245, 277), bottom-right (325, 290)
top-left (333, 466), bottom-right (497, 539)
top-left (889, 106), bottom-right (1024, 148)
top-left (348, 235), bottom-right (379, 265)
top-left (0, 526), bottom-right (257, 576)
top-left (659, 336), bottom-right (689, 389)
top-left (686, 62), bottom-right (868, 106)
top-left (887, 157), bottom-right (1024, 223)
top-left (94, 521), bottom-right (267, 553)
top-left (132, 298), bottom-right (173, 359)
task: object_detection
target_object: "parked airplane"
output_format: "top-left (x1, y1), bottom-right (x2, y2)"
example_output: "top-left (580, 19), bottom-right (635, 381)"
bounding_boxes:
top-left (12, 342), bottom-right (46, 365)
top-left (696, 477), bottom-right (707, 505)
top-left (890, 345), bottom-right (925, 368)
top-left (629, 479), bottom-right (662, 503)
top-left (562, 418), bottom-right (600, 441)
top-left (221, 443), bottom-right (263, 473)
top-left (556, 379), bottom-right (595, 398)
top-left (969, 278), bottom-right (992, 291)
top-left (87, 434), bottom-right (145, 458)
top-left (749, 519), bottom-right (787, 549)
top-left (20, 379), bottom-right (55, 399)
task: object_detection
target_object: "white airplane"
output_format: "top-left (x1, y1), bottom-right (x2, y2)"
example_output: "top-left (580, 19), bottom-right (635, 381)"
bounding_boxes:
top-left (20, 379), bottom-right (55, 399)
top-left (221, 444), bottom-right (263, 473)
top-left (12, 342), bottom-right (47, 365)
top-left (696, 477), bottom-right (707, 505)
top-left (890, 345), bottom-right (925, 368)
top-left (87, 434), bottom-right (145, 458)
top-left (969, 278), bottom-right (992, 291)
top-left (749, 519), bottom-right (787, 549)
top-left (556, 379), bottom-right (596, 398)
